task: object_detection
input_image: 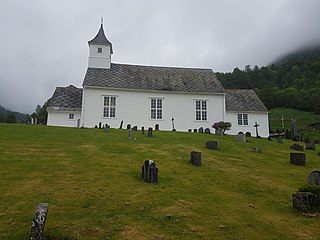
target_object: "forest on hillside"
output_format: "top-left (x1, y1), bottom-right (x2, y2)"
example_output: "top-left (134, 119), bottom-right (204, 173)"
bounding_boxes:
top-left (216, 47), bottom-right (320, 114)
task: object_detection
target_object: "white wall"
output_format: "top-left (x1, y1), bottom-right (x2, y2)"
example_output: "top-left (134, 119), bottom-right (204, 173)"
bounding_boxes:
top-left (47, 110), bottom-right (81, 128)
top-left (81, 87), bottom-right (225, 131)
top-left (225, 111), bottom-right (269, 137)
top-left (88, 44), bottom-right (111, 69)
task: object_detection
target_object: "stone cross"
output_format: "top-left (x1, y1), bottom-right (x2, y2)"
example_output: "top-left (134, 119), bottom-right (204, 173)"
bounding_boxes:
top-left (171, 116), bottom-right (176, 131)
top-left (30, 203), bottom-right (49, 240)
top-left (253, 122), bottom-right (260, 138)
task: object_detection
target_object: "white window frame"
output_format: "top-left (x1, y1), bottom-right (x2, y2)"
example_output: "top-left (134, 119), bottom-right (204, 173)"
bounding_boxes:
top-left (150, 98), bottom-right (163, 120)
top-left (237, 113), bottom-right (249, 126)
top-left (68, 113), bottom-right (74, 120)
top-left (102, 96), bottom-right (117, 118)
top-left (194, 99), bottom-right (208, 121)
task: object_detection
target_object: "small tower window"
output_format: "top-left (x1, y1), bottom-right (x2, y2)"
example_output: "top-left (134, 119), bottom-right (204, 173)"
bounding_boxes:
top-left (97, 47), bottom-right (103, 53)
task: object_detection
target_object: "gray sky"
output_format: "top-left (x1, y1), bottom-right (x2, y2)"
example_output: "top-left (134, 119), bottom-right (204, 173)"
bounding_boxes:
top-left (1, 0), bottom-right (320, 114)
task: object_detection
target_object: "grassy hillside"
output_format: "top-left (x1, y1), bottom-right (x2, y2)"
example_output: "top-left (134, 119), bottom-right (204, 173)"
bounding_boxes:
top-left (0, 124), bottom-right (320, 239)
top-left (269, 107), bottom-right (320, 139)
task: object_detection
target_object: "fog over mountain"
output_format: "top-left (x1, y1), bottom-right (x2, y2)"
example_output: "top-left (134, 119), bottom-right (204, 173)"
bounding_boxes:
top-left (1, 0), bottom-right (320, 113)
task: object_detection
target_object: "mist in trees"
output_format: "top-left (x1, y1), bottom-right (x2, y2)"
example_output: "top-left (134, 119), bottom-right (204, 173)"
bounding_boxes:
top-left (216, 49), bottom-right (320, 114)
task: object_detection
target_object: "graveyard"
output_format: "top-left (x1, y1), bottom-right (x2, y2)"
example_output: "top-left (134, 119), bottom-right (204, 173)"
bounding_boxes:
top-left (1, 123), bottom-right (320, 239)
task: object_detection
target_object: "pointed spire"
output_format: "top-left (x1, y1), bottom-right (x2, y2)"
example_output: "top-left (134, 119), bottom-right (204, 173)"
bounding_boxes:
top-left (88, 19), bottom-right (113, 54)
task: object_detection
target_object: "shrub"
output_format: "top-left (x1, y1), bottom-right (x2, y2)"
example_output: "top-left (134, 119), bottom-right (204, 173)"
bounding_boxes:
top-left (212, 121), bottom-right (232, 134)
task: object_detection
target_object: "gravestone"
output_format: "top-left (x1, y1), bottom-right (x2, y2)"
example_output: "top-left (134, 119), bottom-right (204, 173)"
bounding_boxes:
top-left (198, 127), bottom-right (204, 133)
top-left (30, 203), bottom-right (49, 240)
top-left (99, 122), bottom-right (102, 129)
top-left (193, 129), bottom-right (198, 133)
top-left (245, 132), bottom-right (252, 137)
top-left (204, 128), bottom-right (211, 134)
top-left (291, 120), bottom-right (298, 141)
top-left (277, 136), bottom-right (283, 144)
top-left (267, 136), bottom-right (272, 141)
top-left (306, 142), bottom-right (316, 150)
top-left (132, 126), bottom-right (138, 131)
top-left (128, 128), bottom-right (133, 140)
top-left (285, 130), bottom-right (291, 139)
top-left (141, 160), bottom-right (158, 184)
top-left (119, 120), bottom-right (123, 129)
top-left (190, 151), bottom-right (201, 166)
top-left (141, 127), bottom-right (145, 135)
top-left (290, 143), bottom-right (304, 151)
top-left (126, 124), bottom-right (131, 130)
top-left (188, 129), bottom-right (192, 132)
top-left (155, 124), bottom-right (159, 131)
top-left (292, 192), bottom-right (314, 212)
top-left (235, 133), bottom-right (246, 142)
top-left (206, 141), bottom-right (218, 150)
top-left (290, 152), bottom-right (306, 166)
top-left (215, 129), bottom-right (223, 135)
top-left (148, 127), bottom-right (153, 137)
top-left (308, 171), bottom-right (320, 185)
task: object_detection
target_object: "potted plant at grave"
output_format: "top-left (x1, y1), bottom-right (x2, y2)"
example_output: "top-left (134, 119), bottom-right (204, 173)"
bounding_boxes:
top-left (212, 121), bottom-right (232, 135)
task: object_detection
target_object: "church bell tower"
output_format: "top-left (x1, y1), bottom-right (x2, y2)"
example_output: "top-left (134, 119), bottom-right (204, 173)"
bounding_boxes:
top-left (88, 18), bottom-right (113, 69)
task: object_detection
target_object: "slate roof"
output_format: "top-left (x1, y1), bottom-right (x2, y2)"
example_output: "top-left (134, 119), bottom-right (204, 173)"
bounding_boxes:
top-left (47, 85), bottom-right (83, 111)
top-left (225, 89), bottom-right (268, 112)
top-left (83, 63), bottom-right (224, 93)
top-left (88, 24), bottom-right (113, 54)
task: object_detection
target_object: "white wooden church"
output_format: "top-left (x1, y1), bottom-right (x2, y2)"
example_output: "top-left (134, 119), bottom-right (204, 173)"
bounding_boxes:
top-left (47, 22), bottom-right (269, 137)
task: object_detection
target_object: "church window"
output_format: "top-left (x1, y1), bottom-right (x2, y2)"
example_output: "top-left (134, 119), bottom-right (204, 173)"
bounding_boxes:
top-left (97, 47), bottom-right (103, 53)
top-left (195, 100), bottom-right (207, 121)
top-left (237, 113), bottom-right (248, 125)
top-left (150, 98), bottom-right (162, 120)
top-left (68, 113), bottom-right (74, 119)
top-left (103, 96), bottom-right (116, 118)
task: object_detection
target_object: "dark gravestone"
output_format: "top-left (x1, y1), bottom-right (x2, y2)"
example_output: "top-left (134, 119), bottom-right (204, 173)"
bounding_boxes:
top-left (290, 152), bottom-right (306, 166)
top-left (188, 129), bottom-right (192, 132)
top-left (132, 126), bottom-right (138, 131)
top-left (99, 122), bottom-right (102, 129)
top-left (245, 132), bottom-right (252, 137)
top-left (126, 124), bottom-right (131, 130)
top-left (290, 143), bottom-right (304, 151)
top-left (30, 203), bottom-right (49, 240)
top-left (193, 129), bottom-right (198, 133)
top-left (119, 120), bottom-right (123, 129)
top-left (198, 127), bottom-right (204, 133)
top-left (292, 192), bottom-right (314, 212)
top-left (204, 128), bottom-right (211, 134)
top-left (141, 127), bottom-right (145, 135)
top-left (206, 141), bottom-right (218, 150)
top-left (155, 124), bottom-right (159, 131)
top-left (308, 171), bottom-right (320, 185)
top-left (141, 160), bottom-right (158, 184)
top-left (148, 127), bottom-right (153, 137)
top-left (277, 136), bottom-right (283, 144)
top-left (267, 136), bottom-right (272, 141)
top-left (291, 120), bottom-right (298, 141)
top-left (306, 142), bottom-right (316, 150)
top-left (190, 151), bottom-right (201, 166)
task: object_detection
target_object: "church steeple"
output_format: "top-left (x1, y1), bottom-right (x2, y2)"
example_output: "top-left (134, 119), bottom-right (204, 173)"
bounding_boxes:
top-left (88, 18), bottom-right (113, 69)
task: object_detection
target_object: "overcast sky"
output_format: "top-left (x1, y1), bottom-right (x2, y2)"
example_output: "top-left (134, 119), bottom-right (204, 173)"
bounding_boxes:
top-left (1, 0), bottom-right (320, 114)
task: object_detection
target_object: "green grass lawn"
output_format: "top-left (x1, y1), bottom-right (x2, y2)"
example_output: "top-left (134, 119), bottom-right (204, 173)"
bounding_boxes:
top-left (0, 124), bottom-right (320, 239)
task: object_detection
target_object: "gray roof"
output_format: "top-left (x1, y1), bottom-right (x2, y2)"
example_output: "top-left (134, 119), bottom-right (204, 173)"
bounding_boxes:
top-left (47, 85), bottom-right (83, 111)
top-left (83, 63), bottom-right (224, 93)
top-left (88, 24), bottom-right (113, 54)
top-left (225, 89), bottom-right (268, 112)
